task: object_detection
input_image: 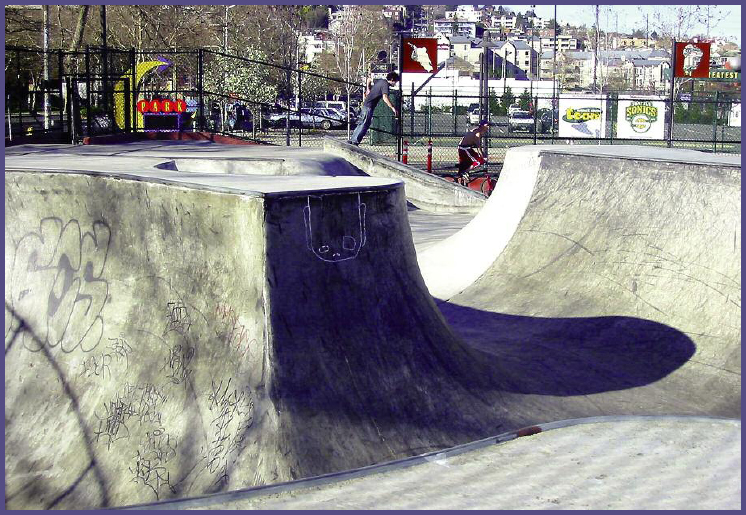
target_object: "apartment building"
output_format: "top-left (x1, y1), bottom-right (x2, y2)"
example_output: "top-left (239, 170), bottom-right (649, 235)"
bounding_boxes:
top-left (444, 5), bottom-right (482, 23)
top-left (540, 49), bottom-right (671, 90)
top-left (433, 18), bottom-right (481, 38)
top-left (298, 31), bottom-right (335, 64)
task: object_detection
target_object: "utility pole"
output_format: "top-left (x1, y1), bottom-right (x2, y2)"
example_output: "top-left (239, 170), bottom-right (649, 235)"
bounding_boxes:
top-left (42, 4), bottom-right (50, 130)
top-left (593, 5), bottom-right (599, 93)
top-left (100, 5), bottom-right (108, 117)
top-left (552, 4), bottom-right (557, 114)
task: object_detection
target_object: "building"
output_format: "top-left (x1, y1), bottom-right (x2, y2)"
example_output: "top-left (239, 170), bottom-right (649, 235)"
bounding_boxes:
top-left (298, 31), bottom-right (335, 64)
top-left (543, 49), bottom-right (672, 91)
top-left (541, 34), bottom-right (581, 52)
top-left (444, 5), bottom-right (483, 23)
top-left (433, 18), bottom-right (481, 39)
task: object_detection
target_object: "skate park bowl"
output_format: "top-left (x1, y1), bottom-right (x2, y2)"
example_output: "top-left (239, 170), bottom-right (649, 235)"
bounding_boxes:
top-left (4, 141), bottom-right (740, 509)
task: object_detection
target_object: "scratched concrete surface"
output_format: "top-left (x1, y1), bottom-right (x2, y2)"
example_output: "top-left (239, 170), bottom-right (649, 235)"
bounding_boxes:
top-left (4, 142), bottom-right (741, 510)
top-left (135, 417), bottom-right (740, 510)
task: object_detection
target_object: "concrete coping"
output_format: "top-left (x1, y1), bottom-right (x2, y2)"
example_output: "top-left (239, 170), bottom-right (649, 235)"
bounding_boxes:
top-left (119, 415), bottom-right (738, 510)
top-left (532, 144), bottom-right (742, 168)
top-left (323, 137), bottom-right (487, 214)
top-left (4, 167), bottom-right (403, 199)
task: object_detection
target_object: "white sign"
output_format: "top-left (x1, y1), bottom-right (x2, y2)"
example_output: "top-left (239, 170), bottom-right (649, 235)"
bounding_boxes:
top-left (558, 96), bottom-right (606, 138)
top-left (729, 103), bottom-right (741, 128)
top-left (616, 97), bottom-right (666, 139)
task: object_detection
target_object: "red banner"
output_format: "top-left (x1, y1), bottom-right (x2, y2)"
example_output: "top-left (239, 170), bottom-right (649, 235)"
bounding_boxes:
top-left (402, 38), bottom-right (438, 74)
top-left (674, 42), bottom-right (711, 78)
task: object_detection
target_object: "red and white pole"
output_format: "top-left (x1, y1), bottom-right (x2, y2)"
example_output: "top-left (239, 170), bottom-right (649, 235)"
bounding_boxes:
top-left (427, 138), bottom-right (432, 173)
top-left (402, 139), bottom-right (408, 164)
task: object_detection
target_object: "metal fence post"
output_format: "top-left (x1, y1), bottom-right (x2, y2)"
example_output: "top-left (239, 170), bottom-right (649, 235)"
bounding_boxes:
top-left (124, 78), bottom-right (131, 132)
top-left (453, 89), bottom-right (457, 135)
top-left (58, 49), bottom-right (64, 133)
top-left (297, 68), bottom-right (302, 147)
top-left (484, 86), bottom-right (489, 165)
top-left (712, 91), bottom-right (719, 152)
top-left (609, 93), bottom-right (614, 146)
top-left (197, 49), bottom-right (204, 132)
top-left (85, 46), bottom-right (91, 136)
top-left (285, 68), bottom-right (291, 146)
top-left (427, 87), bottom-right (432, 138)
top-left (667, 41), bottom-right (676, 148)
top-left (410, 82), bottom-right (415, 137)
top-left (16, 49), bottom-right (21, 135)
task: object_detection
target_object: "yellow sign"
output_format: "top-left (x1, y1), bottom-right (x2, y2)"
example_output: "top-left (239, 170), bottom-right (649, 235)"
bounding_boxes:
top-left (709, 70), bottom-right (740, 80)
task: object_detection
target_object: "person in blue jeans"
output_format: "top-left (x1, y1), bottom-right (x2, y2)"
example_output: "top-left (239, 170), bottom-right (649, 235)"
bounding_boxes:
top-left (349, 72), bottom-right (399, 145)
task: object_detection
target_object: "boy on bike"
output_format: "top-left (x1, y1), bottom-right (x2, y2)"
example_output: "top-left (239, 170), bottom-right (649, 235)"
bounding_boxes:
top-left (457, 120), bottom-right (492, 185)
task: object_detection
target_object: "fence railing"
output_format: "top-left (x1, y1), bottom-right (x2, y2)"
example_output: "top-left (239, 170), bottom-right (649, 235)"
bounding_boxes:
top-left (5, 46), bottom-right (741, 169)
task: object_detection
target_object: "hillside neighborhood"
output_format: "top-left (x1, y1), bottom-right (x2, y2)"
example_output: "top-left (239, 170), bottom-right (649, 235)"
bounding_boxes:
top-left (299, 4), bottom-right (740, 96)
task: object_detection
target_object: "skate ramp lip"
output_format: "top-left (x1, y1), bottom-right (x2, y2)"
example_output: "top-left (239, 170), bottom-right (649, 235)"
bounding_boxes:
top-left (418, 144), bottom-right (741, 300)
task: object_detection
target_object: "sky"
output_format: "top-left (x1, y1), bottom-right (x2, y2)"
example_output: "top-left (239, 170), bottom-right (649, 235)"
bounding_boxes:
top-left (501, 5), bottom-right (741, 45)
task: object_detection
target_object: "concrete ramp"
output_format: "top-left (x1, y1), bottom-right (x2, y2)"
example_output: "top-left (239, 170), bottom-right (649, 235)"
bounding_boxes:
top-left (4, 170), bottom-right (503, 509)
top-left (4, 143), bottom-right (740, 509)
top-left (425, 145), bottom-right (740, 418)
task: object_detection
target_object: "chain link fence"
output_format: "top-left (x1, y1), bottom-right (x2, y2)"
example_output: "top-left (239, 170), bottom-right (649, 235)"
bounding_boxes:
top-left (6, 46), bottom-right (741, 168)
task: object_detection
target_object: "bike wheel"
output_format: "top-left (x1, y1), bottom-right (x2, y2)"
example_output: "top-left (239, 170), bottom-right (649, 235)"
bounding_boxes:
top-left (480, 177), bottom-right (495, 196)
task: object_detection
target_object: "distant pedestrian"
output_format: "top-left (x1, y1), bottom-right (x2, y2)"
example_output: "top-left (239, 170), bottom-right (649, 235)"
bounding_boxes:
top-left (27, 79), bottom-right (36, 114)
top-left (457, 120), bottom-right (493, 185)
top-left (349, 71), bottom-right (399, 146)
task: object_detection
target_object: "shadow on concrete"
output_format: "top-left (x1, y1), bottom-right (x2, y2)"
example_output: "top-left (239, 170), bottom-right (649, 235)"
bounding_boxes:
top-left (4, 303), bottom-right (110, 509)
top-left (437, 301), bottom-right (697, 397)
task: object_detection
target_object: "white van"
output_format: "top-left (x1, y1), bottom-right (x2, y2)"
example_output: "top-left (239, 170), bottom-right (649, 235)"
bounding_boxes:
top-left (314, 100), bottom-right (346, 112)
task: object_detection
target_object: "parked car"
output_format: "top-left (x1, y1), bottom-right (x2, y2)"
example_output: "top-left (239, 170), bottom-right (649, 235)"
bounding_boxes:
top-left (508, 110), bottom-right (536, 133)
top-left (467, 103), bottom-right (481, 125)
top-left (312, 108), bottom-right (347, 129)
top-left (264, 108), bottom-right (346, 129)
top-left (314, 100), bottom-right (346, 112)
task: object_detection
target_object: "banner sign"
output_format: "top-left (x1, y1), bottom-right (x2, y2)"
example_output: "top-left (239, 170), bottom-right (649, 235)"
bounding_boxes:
top-left (674, 42), bottom-right (711, 78)
top-left (558, 96), bottom-right (606, 138)
top-left (708, 69), bottom-right (740, 81)
top-left (137, 98), bottom-right (187, 114)
top-left (616, 97), bottom-right (666, 140)
top-left (402, 38), bottom-right (438, 73)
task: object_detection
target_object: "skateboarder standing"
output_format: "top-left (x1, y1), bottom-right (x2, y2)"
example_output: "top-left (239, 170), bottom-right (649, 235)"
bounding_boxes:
top-left (349, 72), bottom-right (399, 145)
top-left (457, 120), bottom-right (492, 185)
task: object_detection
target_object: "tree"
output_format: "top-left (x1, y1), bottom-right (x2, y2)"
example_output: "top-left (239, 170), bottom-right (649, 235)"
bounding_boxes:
top-left (203, 48), bottom-right (277, 105)
top-left (518, 89), bottom-right (532, 111)
top-left (319, 6), bottom-right (394, 136)
top-left (501, 86), bottom-right (515, 111)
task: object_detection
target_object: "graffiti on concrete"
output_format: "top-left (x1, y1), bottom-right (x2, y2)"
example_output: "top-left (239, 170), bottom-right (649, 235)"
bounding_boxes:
top-left (130, 427), bottom-right (178, 500)
top-left (164, 301), bottom-right (193, 337)
top-left (79, 353), bottom-right (113, 380)
top-left (303, 193), bottom-right (367, 263)
top-left (5, 217), bottom-right (111, 353)
top-left (107, 334), bottom-right (134, 371)
top-left (94, 393), bottom-right (136, 450)
top-left (94, 382), bottom-right (169, 450)
top-left (214, 302), bottom-right (259, 360)
top-left (161, 343), bottom-right (195, 386)
top-left (202, 377), bottom-right (256, 486)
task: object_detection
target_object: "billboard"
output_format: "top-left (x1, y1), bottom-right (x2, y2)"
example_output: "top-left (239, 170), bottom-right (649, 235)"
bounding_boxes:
top-left (558, 96), bottom-right (606, 138)
top-left (616, 97), bottom-right (666, 140)
top-left (402, 38), bottom-right (438, 73)
top-left (674, 42), bottom-right (711, 78)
